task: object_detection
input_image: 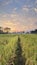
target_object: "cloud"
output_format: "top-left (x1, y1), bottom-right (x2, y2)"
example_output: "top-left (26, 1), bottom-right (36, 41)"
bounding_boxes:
top-left (22, 7), bottom-right (29, 11)
top-left (0, 0), bottom-right (13, 6)
top-left (0, 0), bottom-right (37, 32)
top-left (0, 12), bottom-right (37, 32)
top-left (22, 5), bottom-right (32, 12)
top-left (11, 8), bottom-right (17, 13)
top-left (35, 0), bottom-right (37, 4)
top-left (13, 7), bottom-right (17, 10)
top-left (33, 8), bottom-right (37, 12)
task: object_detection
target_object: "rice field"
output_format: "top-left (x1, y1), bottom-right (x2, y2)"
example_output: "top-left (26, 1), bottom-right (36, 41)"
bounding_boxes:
top-left (0, 34), bottom-right (37, 65)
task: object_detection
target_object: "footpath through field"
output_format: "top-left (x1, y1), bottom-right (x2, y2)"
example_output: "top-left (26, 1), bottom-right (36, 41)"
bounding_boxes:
top-left (6, 36), bottom-right (26, 65)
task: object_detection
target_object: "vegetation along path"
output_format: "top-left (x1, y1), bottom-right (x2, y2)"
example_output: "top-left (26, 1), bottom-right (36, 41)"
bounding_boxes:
top-left (6, 36), bottom-right (26, 65)
top-left (0, 34), bottom-right (37, 65)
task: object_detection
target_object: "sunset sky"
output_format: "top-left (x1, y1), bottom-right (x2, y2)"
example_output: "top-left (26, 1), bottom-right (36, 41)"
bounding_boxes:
top-left (0, 0), bottom-right (37, 32)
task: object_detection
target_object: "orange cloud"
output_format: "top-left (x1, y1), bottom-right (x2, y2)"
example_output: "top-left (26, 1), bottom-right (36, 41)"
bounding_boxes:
top-left (0, 13), bottom-right (37, 32)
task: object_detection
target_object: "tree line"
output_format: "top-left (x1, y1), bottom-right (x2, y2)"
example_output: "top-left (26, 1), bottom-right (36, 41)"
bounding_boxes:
top-left (0, 27), bottom-right (11, 34)
top-left (0, 26), bottom-right (37, 34)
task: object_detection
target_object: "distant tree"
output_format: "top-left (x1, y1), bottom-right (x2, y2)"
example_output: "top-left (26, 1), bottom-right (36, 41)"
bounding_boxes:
top-left (35, 29), bottom-right (37, 33)
top-left (26, 32), bottom-right (29, 34)
top-left (0, 27), bottom-right (3, 34)
top-left (0, 27), bottom-right (3, 30)
top-left (31, 29), bottom-right (37, 34)
top-left (4, 27), bottom-right (11, 33)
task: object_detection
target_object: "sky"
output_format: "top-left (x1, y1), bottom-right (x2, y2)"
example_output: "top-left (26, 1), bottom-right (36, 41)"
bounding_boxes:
top-left (0, 0), bottom-right (37, 32)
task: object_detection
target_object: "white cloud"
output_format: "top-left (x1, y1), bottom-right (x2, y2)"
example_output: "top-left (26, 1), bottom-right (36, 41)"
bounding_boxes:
top-left (0, 0), bottom-right (13, 6)
top-left (13, 8), bottom-right (17, 10)
top-left (35, 0), bottom-right (37, 4)
top-left (34, 8), bottom-right (37, 12)
top-left (22, 5), bottom-right (31, 12)
top-left (22, 7), bottom-right (29, 11)
top-left (11, 8), bottom-right (17, 13)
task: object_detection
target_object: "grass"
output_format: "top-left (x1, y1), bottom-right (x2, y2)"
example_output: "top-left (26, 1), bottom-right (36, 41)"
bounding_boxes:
top-left (0, 34), bottom-right (18, 65)
top-left (20, 34), bottom-right (37, 65)
top-left (0, 34), bottom-right (37, 65)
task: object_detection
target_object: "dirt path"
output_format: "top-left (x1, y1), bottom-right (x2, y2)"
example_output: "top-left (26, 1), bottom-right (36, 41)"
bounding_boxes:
top-left (6, 36), bottom-right (26, 65)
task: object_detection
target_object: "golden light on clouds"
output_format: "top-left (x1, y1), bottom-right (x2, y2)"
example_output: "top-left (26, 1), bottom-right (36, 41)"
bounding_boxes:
top-left (0, 12), bottom-right (37, 32)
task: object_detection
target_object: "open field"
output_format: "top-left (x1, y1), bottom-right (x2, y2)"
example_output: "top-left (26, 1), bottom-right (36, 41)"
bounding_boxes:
top-left (20, 34), bottom-right (37, 65)
top-left (0, 34), bottom-right (37, 65)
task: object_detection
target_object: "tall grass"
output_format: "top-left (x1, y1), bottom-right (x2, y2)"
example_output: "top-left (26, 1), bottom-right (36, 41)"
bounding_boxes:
top-left (0, 34), bottom-right (37, 65)
top-left (20, 34), bottom-right (37, 65)
top-left (0, 34), bottom-right (18, 65)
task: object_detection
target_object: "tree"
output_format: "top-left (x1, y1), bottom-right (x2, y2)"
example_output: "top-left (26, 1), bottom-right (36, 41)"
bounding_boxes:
top-left (0, 27), bottom-right (2, 30)
top-left (30, 29), bottom-right (37, 34)
top-left (4, 27), bottom-right (11, 33)
top-left (0, 27), bottom-right (3, 34)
